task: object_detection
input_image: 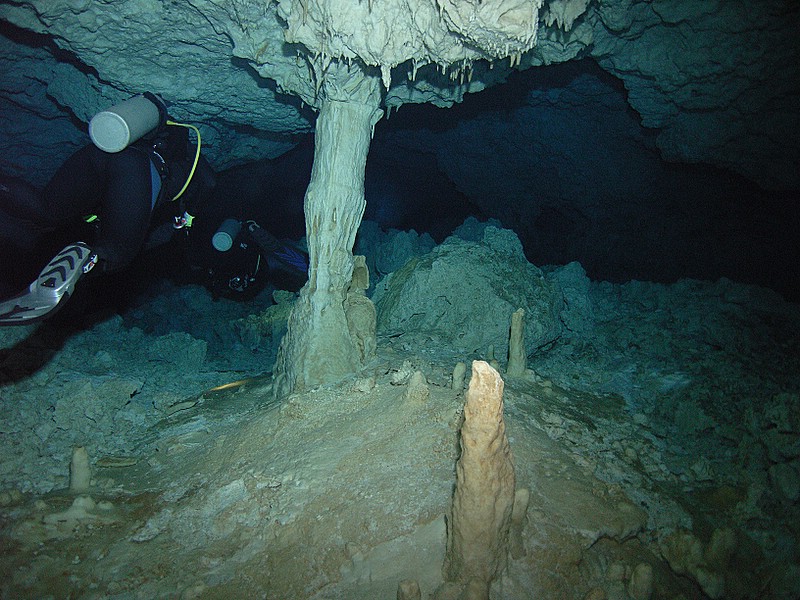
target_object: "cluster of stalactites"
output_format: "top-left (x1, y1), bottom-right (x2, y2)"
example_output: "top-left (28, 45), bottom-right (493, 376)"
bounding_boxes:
top-left (277, 0), bottom-right (544, 96)
top-left (542, 0), bottom-right (591, 31)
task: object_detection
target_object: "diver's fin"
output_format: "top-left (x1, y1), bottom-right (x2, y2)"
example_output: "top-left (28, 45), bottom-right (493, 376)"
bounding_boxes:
top-left (273, 244), bottom-right (309, 275)
top-left (0, 242), bottom-right (97, 326)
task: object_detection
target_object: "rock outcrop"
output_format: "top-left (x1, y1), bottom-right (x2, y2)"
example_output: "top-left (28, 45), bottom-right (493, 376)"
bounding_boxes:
top-left (373, 226), bottom-right (562, 360)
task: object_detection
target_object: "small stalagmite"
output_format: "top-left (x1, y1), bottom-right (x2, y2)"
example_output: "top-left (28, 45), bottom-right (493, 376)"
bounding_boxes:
top-left (444, 360), bottom-right (516, 590)
top-left (69, 446), bottom-right (91, 493)
top-left (505, 308), bottom-right (527, 377)
top-left (405, 370), bottom-right (430, 404)
top-left (452, 361), bottom-right (467, 391)
top-left (397, 578), bottom-right (421, 600)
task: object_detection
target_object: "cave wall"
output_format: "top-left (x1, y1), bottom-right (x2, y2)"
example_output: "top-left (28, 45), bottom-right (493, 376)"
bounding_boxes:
top-left (0, 0), bottom-right (798, 297)
top-left (1, 0), bottom-right (797, 192)
top-left (373, 59), bottom-right (800, 298)
top-left (0, 7), bottom-right (313, 186)
top-left (535, 0), bottom-right (800, 192)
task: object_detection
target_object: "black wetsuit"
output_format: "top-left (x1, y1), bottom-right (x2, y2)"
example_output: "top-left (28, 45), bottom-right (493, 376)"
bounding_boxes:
top-left (1, 126), bottom-right (305, 304)
top-left (0, 124), bottom-right (215, 274)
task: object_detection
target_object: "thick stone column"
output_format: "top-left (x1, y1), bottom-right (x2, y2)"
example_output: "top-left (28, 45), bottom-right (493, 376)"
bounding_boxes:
top-left (274, 66), bottom-right (382, 395)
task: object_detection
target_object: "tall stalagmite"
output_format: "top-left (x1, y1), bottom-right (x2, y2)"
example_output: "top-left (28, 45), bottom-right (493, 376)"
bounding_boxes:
top-left (444, 360), bottom-right (516, 593)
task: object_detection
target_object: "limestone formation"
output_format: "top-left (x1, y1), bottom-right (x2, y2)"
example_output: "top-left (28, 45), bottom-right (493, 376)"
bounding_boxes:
top-left (390, 360), bottom-right (416, 386)
top-left (1, 0), bottom-right (797, 191)
top-left (443, 361), bottom-right (515, 591)
top-left (269, 0), bottom-right (543, 394)
top-left (505, 308), bottom-right (527, 377)
top-left (345, 255), bottom-right (378, 363)
top-left (452, 362), bottom-right (467, 391)
top-left (234, 290), bottom-right (296, 353)
top-left (627, 562), bottom-right (654, 600)
top-left (405, 370), bottom-right (430, 405)
top-left (397, 578), bottom-right (421, 600)
top-left (272, 64), bottom-right (383, 394)
top-left (4, 0), bottom-right (796, 400)
top-left (69, 446), bottom-right (91, 493)
top-left (660, 528), bottom-right (731, 599)
top-left (509, 487), bottom-right (530, 560)
top-left (374, 228), bottom-right (562, 359)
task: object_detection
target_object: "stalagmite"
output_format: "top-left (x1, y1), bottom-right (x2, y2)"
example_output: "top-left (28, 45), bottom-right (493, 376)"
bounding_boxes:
top-left (452, 362), bottom-right (467, 391)
top-left (485, 345), bottom-right (500, 372)
top-left (506, 307), bottom-right (527, 377)
top-left (442, 361), bottom-right (516, 595)
top-left (69, 446), bottom-right (91, 493)
top-left (397, 579), bottom-right (421, 600)
top-left (405, 370), bottom-right (430, 404)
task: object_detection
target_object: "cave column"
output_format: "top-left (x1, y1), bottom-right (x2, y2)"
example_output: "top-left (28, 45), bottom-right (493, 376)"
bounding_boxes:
top-left (274, 65), bottom-right (382, 395)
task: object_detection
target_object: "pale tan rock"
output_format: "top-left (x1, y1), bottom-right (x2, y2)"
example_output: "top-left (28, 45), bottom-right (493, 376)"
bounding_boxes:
top-left (452, 362), bottom-right (467, 391)
top-left (444, 361), bottom-right (515, 587)
top-left (627, 562), bottom-right (654, 600)
top-left (69, 446), bottom-right (91, 493)
top-left (397, 578), bottom-right (421, 600)
top-left (506, 308), bottom-right (527, 377)
top-left (405, 370), bottom-right (430, 404)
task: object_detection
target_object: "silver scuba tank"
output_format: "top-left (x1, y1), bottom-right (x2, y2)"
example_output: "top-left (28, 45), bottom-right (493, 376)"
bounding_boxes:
top-left (89, 94), bottom-right (163, 153)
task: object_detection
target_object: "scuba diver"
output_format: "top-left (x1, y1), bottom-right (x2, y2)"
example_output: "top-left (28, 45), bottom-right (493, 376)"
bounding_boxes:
top-left (188, 215), bottom-right (308, 299)
top-left (0, 92), bottom-right (307, 325)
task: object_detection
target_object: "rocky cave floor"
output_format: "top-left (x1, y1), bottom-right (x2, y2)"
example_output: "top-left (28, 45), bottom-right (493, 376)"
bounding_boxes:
top-left (1, 267), bottom-right (799, 600)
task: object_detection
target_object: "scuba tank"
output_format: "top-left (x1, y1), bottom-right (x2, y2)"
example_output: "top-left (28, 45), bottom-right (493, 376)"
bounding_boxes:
top-left (206, 218), bottom-right (262, 297)
top-left (88, 93), bottom-right (166, 153)
top-left (211, 218), bottom-right (242, 252)
top-left (87, 93), bottom-right (204, 229)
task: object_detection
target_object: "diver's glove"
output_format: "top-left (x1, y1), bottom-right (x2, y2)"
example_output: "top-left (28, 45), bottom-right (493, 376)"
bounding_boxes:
top-left (0, 242), bottom-right (97, 325)
top-left (173, 211), bottom-right (194, 229)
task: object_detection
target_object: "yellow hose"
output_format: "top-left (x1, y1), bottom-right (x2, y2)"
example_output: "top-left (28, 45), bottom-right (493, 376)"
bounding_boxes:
top-left (166, 120), bottom-right (201, 202)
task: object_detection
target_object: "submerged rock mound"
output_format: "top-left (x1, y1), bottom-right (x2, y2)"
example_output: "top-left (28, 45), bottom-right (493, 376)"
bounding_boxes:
top-left (373, 226), bottom-right (562, 359)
